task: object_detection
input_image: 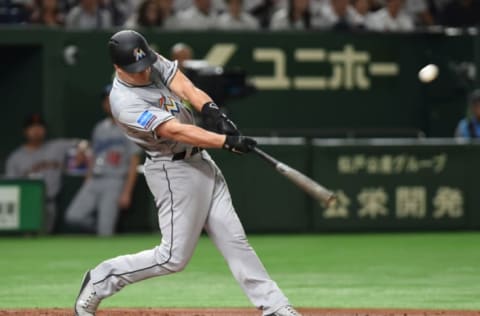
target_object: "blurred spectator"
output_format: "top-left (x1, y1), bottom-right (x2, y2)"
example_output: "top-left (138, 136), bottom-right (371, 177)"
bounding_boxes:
top-left (171, 42), bottom-right (193, 71)
top-left (173, 0), bottom-right (226, 12)
top-left (172, 0), bottom-right (217, 30)
top-left (314, 0), bottom-right (360, 30)
top-left (428, 0), bottom-right (453, 22)
top-left (0, 0), bottom-right (30, 23)
top-left (30, 0), bottom-right (64, 26)
top-left (349, 0), bottom-right (371, 28)
top-left (404, 0), bottom-right (434, 27)
top-left (157, 0), bottom-right (178, 29)
top-left (270, 0), bottom-right (311, 30)
top-left (245, 0), bottom-right (274, 12)
top-left (440, 0), bottom-right (480, 28)
top-left (173, 0), bottom-right (191, 11)
top-left (12, 0), bottom-right (33, 6)
top-left (125, 0), bottom-right (163, 29)
top-left (365, 0), bottom-right (414, 32)
top-left (60, 0), bottom-right (76, 11)
top-left (64, 85), bottom-right (140, 236)
top-left (65, 0), bottom-right (112, 29)
top-left (217, 0), bottom-right (259, 30)
top-left (367, 0), bottom-right (384, 11)
top-left (249, 0), bottom-right (278, 28)
top-left (4, 114), bottom-right (81, 233)
top-left (101, 0), bottom-right (136, 26)
top-left (310, 0), bottom-right (328, 11)
top-left (455, 90), bottom-right (480, 139)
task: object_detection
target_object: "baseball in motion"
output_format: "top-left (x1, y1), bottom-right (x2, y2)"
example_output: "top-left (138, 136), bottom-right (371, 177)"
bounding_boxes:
top-left (418, 64), bottom-right (439, 83)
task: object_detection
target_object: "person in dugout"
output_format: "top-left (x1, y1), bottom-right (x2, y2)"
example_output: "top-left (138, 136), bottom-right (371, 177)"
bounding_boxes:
top-left (64, 84), bottom-right (140, 236)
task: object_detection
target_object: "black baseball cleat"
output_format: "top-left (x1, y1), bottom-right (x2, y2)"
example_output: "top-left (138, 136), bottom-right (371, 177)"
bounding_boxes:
top-left (267, 305), bottom-right (303, 316)
top-left (74, 271), bottom-right (101, 316)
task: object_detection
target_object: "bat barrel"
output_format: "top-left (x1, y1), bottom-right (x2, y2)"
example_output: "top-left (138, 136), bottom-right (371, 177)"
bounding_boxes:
top-left (253, 146), bottom-right (335, 207)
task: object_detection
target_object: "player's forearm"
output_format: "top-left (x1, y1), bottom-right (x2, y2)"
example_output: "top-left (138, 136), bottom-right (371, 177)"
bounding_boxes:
top-left (170, 70), bottom-right (212, 112)
top-left (184, 86), bottom-right (212, 112)
top-left (156, 123), bottom-right (225, 148)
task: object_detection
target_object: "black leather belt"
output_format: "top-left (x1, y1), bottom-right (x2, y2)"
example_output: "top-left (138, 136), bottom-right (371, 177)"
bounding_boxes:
top-left (172, 147), bottom-right (202, 161)
top-left (146, 147), bottom-right (202, 161)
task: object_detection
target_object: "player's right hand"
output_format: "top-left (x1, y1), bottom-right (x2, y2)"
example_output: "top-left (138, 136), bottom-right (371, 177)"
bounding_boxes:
top-left (223, 135), bottom-right (256, 154)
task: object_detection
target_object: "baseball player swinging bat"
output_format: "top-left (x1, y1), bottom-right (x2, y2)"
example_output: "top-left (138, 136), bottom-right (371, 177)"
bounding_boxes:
top-left (75, 30), bottom-right (304, 316)
top-left (252, 147), bottom-right (336, 207)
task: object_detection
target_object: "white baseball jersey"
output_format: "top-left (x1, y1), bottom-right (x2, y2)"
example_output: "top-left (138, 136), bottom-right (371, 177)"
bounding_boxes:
top-left (109, 54), bottom-right (196, 159)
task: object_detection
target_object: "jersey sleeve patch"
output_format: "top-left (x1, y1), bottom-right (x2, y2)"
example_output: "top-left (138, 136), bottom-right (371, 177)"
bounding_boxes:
top-left (136, 111), bottom-right (157, 130)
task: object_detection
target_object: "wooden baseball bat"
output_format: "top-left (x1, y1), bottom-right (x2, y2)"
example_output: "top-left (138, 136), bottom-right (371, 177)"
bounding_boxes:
top-left (253, 147), bottom-right (336, 207)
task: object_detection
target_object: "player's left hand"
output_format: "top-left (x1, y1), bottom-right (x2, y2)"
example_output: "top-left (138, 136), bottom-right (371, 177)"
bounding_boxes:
top-left (201, 102), bottom-right (240, 136)
top-left (118, 191), bottom-right (132, 210)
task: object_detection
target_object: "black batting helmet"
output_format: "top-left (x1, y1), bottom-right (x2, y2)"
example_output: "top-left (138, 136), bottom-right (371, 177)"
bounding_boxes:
top-left (108, 30), bottom-right (157, 73)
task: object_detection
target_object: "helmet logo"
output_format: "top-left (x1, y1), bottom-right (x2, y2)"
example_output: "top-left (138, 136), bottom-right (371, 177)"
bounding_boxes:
top-left (133, 48), bottom-right (146, 61)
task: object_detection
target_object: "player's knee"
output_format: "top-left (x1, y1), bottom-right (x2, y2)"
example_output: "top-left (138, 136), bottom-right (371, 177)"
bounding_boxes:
top-left (168, 257), bottom-right (189, 272)
top-left (154, 246), bottom-right (191, 273)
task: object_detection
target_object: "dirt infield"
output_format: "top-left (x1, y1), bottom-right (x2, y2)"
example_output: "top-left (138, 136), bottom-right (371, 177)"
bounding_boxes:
top-left (1, 308), bottom-right (479, 316)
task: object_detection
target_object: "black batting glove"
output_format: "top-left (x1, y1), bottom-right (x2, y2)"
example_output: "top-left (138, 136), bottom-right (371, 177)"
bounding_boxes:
top-left (201, 102), bottom-right (240, 136)
top-left (223, 135), bottom-right (257, 154)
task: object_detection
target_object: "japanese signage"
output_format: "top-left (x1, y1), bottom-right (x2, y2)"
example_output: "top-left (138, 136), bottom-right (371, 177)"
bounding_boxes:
top-left (47, 30), bottom-right (473, 138)
top-left (312, 143), bottom-right (472, 230)
top-left (324, 186), bottom-right (464, 220)
top-left (203, 44), bottom-right (399, 90)
top-left (337, 154), bottom-right (448, 174)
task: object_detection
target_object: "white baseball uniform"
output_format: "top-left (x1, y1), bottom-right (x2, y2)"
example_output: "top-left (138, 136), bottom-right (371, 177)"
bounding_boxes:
top-left (87, 54), bottom-right (290, 315)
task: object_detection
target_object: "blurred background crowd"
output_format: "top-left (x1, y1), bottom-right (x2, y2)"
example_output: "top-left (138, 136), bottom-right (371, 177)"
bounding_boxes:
top-left (1, 0), bottom-right (479, 32)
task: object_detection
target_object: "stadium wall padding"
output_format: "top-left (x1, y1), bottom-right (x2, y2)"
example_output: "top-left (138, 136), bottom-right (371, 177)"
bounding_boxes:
top-left (52, 141), bottom-right (480, 233)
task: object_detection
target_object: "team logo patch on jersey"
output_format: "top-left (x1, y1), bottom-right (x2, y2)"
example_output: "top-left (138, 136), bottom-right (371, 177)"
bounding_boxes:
top-left (164, 98), bottom-right (180, 115)
top-left (136, 111), bottom-right (157, 129)
top-left (133, 48), bottom-right (146, 61)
